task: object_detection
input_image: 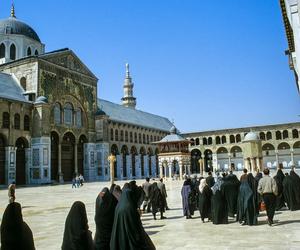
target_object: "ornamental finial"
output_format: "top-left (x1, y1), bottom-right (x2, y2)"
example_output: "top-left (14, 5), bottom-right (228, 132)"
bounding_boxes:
top-left (11, 2), bottom-right (16, 18)
top-left (126, 63), bottom-right (130, 77)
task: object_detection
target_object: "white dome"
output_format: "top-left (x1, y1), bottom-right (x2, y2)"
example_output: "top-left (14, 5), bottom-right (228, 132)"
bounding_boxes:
top-left (243, 132), bottom-right (260, 142)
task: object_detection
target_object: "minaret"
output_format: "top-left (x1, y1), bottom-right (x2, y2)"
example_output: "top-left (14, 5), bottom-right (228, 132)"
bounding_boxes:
top-left (121, 63), bottom-right (136, 109)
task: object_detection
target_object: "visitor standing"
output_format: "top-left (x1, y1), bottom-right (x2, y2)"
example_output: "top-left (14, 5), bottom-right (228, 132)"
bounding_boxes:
top-left (257, 168), bottom-right (278, 226)
top-left (274, 164), bottom-right (286, 210)
top-left (8, 181), bottom-right (16, 203)
top-left (150, 182), bottom-right (166, 220)
top-left (79, 174), bottom-right (84, 187)
top-left (142, 177), bottom-right (152, 212)
top-left (211, 176), bottom-right (228, 224)
top-left (181, 178), bottom-right (192, 219)
top-left (206, 171), bottom-right (215, 188)
top-left (222, 172), bottom-right (240, 217)
top-left (157, 178), bottom-right (169, 210)
top-left (198, 178), bottom-right (212, 222)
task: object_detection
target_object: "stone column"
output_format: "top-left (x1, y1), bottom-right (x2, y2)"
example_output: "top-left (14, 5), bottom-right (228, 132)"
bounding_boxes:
top-left (168, 164), bottom-right (172, 180)
top-left (291, 150), bottom-right (294, 164)
top-left (159, 162), bottom-right (163, 179)
top-left (74, 143), bottom-right (78, 174)
top-left (275, 150), bottom-right (279, 167)
top-left (250, 158), bottom-right (256, 173)
top-left (179, 162), bottom-right (183, 180)
top-left (58, 143), bottom-right (63, 183)
top-left (108, 154), bottom-right (116, 185)
top-left (228, 153), bottom-right (231, 168)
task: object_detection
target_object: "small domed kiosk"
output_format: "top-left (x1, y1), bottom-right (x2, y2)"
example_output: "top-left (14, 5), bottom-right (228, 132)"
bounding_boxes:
top-left (242, 131), bottom-right (263, 172)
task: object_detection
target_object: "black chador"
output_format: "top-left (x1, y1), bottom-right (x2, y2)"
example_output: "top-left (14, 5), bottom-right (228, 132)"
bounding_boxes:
top-left (283, 170), bottom-right (300, 211)
top-left (198, 179), bottom-right (212, 222)
top-left (62, 201), bottom-right (94, 250)
top-left (1, 202), bottom-right (35, 250)
top-left (110, 188), bottom-right (156, 250)
top-left (211, 178), bottom-right (228, 224)
top-left (222, 174), bottom-right (240, 217)
top-left (94, 187), bottom-right (118, 250)
top-left (274, 169), bottom-right (286, 210)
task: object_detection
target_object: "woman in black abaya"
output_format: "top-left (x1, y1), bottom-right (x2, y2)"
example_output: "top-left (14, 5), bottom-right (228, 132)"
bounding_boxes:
top-left (198, 178), bottom-right (212, 222)
top-left (211, 177), bottom-right (228, 224)
top-left (94, 187), bottom-right (118, 250)
top-left (274, 168), bottom-right (286, 210)
top-left (0, 202), bottom-right (35, 250)
top-left (62, 201), bottom-right (94, 250)
top-left (110, 188), bottom-right (156, 250)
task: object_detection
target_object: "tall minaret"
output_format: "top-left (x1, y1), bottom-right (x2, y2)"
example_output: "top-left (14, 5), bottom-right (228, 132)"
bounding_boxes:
top-left (121, 63), bottom-right (136, 109)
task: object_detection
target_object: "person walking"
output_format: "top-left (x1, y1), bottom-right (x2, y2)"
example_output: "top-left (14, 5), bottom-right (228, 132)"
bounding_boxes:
top-left (257, 168), bottom-right (278, 226)
top-left (157, 178), bottom-right (169, 210)
top-left (142, 177), bottom-right (152, 212)
top-left (8, 182), bottom-right (16, 203)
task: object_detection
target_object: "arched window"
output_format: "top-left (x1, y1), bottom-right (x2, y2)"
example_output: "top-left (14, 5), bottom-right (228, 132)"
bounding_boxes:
top-left (216, 136), bottom-right (221, 145)
top-left (24, 115), bottom-right (30, 131)
top-left (14, 114), bottom-right (20, 129)
top-left (0, 43), bottom-right (5, 58)
top-left (139, 133), bottom-right (142, 144)
top-left (120, 130), bottom-right (124, 141)
top-left (125, 131), bottom-right (128, 142)
top-left (20, 77), bottom-right (26, 91)
top-left (276, 131), bottom-right (282, 140)
top-left (208, 137), bottom-right (212, 145)
top-left (27, 47), bottom-right (31, 56)
top-left (154, 136), bottom-right (157, 142)
top-left (230, 135), bottom-right (235, 144)
top-left (147, 135), bottom-right (149, 144)
top-left (134, 132), bottom-right (137, 143)
top-left (110, 129), bottom-right (114, 141)
top-left (64, 103), bottom-right (73, 125)
top-left (203, 137), bottom-right (207, 145)
top-left (129, 132), bottom-right (133, 142)
top-left (259, 132), bottom-right (265, 140)
top-left (236, 134), bottom-right (241, 142)
top-left (143, 134), bottom-right (146, 144)
top-left (76, 108), bottom-right (82, 127)
top-left (266, 131), bottom-right (272, 140)
top-left (221, 135), bottom-right (226, 144)
top-left (292, 129), bottom-right (299, 139)
top-left (10, 44), bottom-right (16, 60)
top-left (150, 135), bottom-right (153, 142)
top-left (54, 103), bottom-right (61, 124)
top-left (195, 138), bottom-right (200, 145)
top-left (115, 130), bottom-right (119, 141)
top-left (190, 138), bottom-right (195, 146)
top-left (35, 50), bottom-right (39, 55)
top-left (282, 130), bottom-right (289, 139)
top-left (2, 112), bottom-right (9, 128)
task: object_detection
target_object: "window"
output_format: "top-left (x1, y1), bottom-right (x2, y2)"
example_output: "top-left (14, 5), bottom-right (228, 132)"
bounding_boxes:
top-left (276, 131), bottom-right (282, 140)
top-left (230, 135), bottom-right (235, 144)
top-left (147, 135), bottom-right (149, 144)
top-left (2, 112), bottom-right (9, 128)
top-left (27, 47), bottom-right (31, 56)
top-left (216, 136), bottom-right (221, 145)
top-left (195, 138), bottom-right (200, 145)
top-left (266, 131), bottom-right (272, 140)
top-left (24, 115), bottom-right (30, 131)
top-left (130, 132), bottom-right (133, 143)
top-left (236, 134), bottom-right (241, 142)
top-left (110, 129), bottom-right (114, 141)
top-left (10, 44), bottom-right (16, 60)
top-left (20, 77), bottom-right (26, 91)
top-left (14, 114), bottom-right (20, 130)
top-left (292, 129), bottom-right (299, 139)
top-left (282, 130), bottom-right (289, 139)
top-left (54, 103), bottom-right (61, 124)
top-left (134, 132), bottom-right (137, 143)
top-left (150, 135), bottom-right (153, 142)
top-left (0, 43), bottom-right (5, 58)
top-left (208, 137), bottom-right (212, 145)
top-left (120, 130), bottom-right (124, 141)
top-left (203, 137), bottom-right (207, 145)
top-left (125, 131), bottom-right (128, 142)
top-left (76, 108), bottom-right (82, 127)
top-left (64, 103), bottom-right (73, 125)
top-left (221, 136), bottom-right (226, 144)
top-left (139, 133), bottom-right (142, 144)
top-left (259, 132), bottom-right (265, 140)
top-left (115, 130), bottom-right (119, 141)
top-left (143, 134), bottom-right (146, 144)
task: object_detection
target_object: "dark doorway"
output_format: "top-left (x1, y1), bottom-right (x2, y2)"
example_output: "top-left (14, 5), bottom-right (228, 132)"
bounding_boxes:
top-left (51, 131), bottom-right (59, 181)
top-left (121, 145), bottom-right (128, 178)
top-left (15, 137), bottom-right (28, 185)
top-left (191, 149), bottom-right (201, 173)
top-left (0, 134), bottom-right (6, 184)
top-left (204, 149), bottom-right (213, 172)
top-left (78, 135), bottom-right (87, 176)
top-left (131, 146), bottom-right (137, 177)
top-left (61, 132), bottom-right (75, 181)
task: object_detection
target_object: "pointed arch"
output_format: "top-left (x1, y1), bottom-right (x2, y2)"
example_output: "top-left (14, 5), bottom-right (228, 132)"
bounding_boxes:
top-left (10, 43), bottom-right (16, 60)
top-left (0, 43), bottom-right (5, 58)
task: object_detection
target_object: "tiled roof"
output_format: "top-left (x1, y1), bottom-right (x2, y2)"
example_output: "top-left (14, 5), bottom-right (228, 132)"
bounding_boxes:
top-left (98, 99), bottom-right (173, 132)
top-left (156, 134), bottom-right (188, 143)
top-left (0, 73), bottom-right (30, 103)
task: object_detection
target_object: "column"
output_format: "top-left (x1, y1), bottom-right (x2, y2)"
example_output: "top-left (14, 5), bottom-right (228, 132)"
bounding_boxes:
top-left (250, 158), bottom-right (256, 173)
top-left (275, 150), bottom-right (279, 167)
top-left (228, 153), bottom-right (231, 168)
top-left (168, 164), bottom-right (172, 179)
top-left (212, 153), bottom-right (218, 172)
top-left (164, 164), bottom-right (167, 178)
top-left (256, 158), bottom-right (260, 172)
top-left (74, 143), bottom-right (78, 174)
top-left (291, 150), bottom-right (294, 164)
top-left (159, 162), bottom-right (163, 179)
top-left (179, 163), bottom-right (183, 180)
top-left (58, 143), bottom-right (63, 183)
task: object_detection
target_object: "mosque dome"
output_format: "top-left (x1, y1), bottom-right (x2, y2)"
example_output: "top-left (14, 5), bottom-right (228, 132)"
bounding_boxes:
top-left (34, 96), bottom-right (48, 104)
top-left (0, 17), bottom-right (41, 42)
top-left (95, 108), bottom-right (106, 116)
top-left (243, 132), bottom-right (260, 142)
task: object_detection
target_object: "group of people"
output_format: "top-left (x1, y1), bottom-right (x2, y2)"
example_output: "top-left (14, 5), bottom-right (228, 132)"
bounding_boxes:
top-left (71, 174), bottom-right (85, 188)
top-left (181, 165), bottom-right (300, 226)
top-left (0, 180), bottom-right (157, 250)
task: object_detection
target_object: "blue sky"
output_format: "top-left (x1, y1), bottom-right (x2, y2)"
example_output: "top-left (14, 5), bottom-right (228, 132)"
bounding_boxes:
top-left (1, 1), bottom-right (299, 132)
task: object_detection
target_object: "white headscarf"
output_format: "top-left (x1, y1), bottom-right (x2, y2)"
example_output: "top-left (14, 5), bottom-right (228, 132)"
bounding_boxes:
top-left (199, 178), bottom-right (207, 193)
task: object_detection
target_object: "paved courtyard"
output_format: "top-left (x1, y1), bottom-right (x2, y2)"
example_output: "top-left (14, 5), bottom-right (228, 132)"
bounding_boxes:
top-left (1, 178), bottom-right (300, 250)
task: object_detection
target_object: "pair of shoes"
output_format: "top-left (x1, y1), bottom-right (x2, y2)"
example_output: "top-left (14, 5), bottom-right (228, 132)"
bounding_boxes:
top-left (160, 216), bottom-right (167, 219)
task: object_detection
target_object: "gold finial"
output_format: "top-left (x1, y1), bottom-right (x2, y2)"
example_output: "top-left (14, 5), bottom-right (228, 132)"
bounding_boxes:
top-left (11, 3), bottom-right (16, 18)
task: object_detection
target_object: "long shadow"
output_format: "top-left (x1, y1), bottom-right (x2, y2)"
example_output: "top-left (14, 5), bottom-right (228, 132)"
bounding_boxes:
top-left (147, 230), bottom-right (160, 235)
top-left (142, 218), bottom-right (154, 222)
top-left (167, 207), bottom-right (182, 211)
top-left (144, 224), bottom-right (164, 229)
top-left (273, 220), bottom-right (300, 226)
top-left (166, 215), bottom-right (183, 220)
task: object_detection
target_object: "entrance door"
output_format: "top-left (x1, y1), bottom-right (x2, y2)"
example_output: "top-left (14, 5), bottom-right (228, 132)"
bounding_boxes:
top-left (15, 138), bottom-right (27, 185)
top-left (77, 143), bottom-right (84, 176)
top-left (0, 135), bottom-right (6, 184)
top-left (61, 132), bottom-right (75, 181)
top-left (51, 132), bottom-right (59, 181)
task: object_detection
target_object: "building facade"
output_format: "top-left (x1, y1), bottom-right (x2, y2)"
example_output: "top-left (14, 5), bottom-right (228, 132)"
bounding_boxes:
top-left (0, 6), bottom-right (173, 185)
top-left (183, 122), bottom-right (300, 173)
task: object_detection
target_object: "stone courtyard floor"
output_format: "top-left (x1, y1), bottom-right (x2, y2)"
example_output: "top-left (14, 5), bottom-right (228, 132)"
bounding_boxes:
top-left (1, 179), bottom-right (300, 250)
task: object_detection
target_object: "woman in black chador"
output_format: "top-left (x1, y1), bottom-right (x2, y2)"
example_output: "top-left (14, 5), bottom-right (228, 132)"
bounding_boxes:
top-left (150, 182), bottom-right (166, 220)
top-left (0, 202), bottom-right (35, 250)
top-left (283, 169), bottom-right (300, 211)
top-left (94, 187), bottom-right (118, 250)
top-left (211, 177), bottom-right (228, 224)
top-left (198, 178), bottom-right (212, 222)
top-left (236, 174), bottom-right (257, 226)
top-left (274, 166), bottom-right (286, 210)
top-left (62, 201), bottom-right (94, 250)
top-left (110, 187), bottom-right (156, 250)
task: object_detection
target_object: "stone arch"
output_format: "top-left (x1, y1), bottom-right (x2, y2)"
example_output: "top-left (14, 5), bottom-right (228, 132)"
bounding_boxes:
top-left (78, 134), bottom-right (88, 176)
top-left (266, 131), bottom-right (272, 140)
top-left (195, 138), bottom-right (200, 145)
top-left (148, 147), bottom-right (153, 176)
top-left (292, 129), bottom-right (299, 139)
top-left (204, 149), bottom-right (213, 172)
top-left (50, 131), bottom-right (59, 181)
top-left (259, 132), bottom-right (265, 140)
top-left (230, 146), bottom-right (243, 170)
top-left (140, 147), bottom-right (146, 177)
top-left (221, 135), bottom-right (226, 144)
top-left (63, 102), bottom-right (74, 125)
top-left (111, 144), bottom-right (119, 155)
top-left (35, 49), bottom-right (39, 56)
top-left (262, 143), bottom-right (276, 168)
top-left (61, 132), bottom-right (76, 181)
top-left (276, 131), bottom-right (282, 140)
top-left (203, 137), bottom-right (207, 145)
top-left (20, 77), bottom-right (27, 91)
top-left (236, 134), bottom-right (241, 143)
top-left (190, 138), bottom-right (195, 146)
top-left (278, 142), bottom-right (290, 150)
top-left (131, 146), bottom-right (137, 177)
top-left (282, 130), bottom-right (289, 139)
top-left (121, 145), bottom-right (129, 178)
top-left (216, 147), bottom-right (228, 171)
top-left (0, 133), bottom-right (7, 184)
top-left (15, 137), bottom-right (29, 185)
top-left (229, 135), bottom-right (235, 144)
top-left (0, 43), bottom-right (5, 58)
top-left (27, 47), bottom-right (32, 56)
top-left (208, 137), bottom-right (213, 145)
top-left (216, 136), bottom-right (221, 145)
top-left (191, 149), bottom-right (201, 174)
top-left (217, 147), bottom-right (228, 154)
top-left (277, 142), bottom-right (291, 168)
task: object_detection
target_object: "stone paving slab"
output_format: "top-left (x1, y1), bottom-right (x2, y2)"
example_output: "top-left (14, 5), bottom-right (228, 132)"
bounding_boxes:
top-left (0, 180), bottom-right (300, 250)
